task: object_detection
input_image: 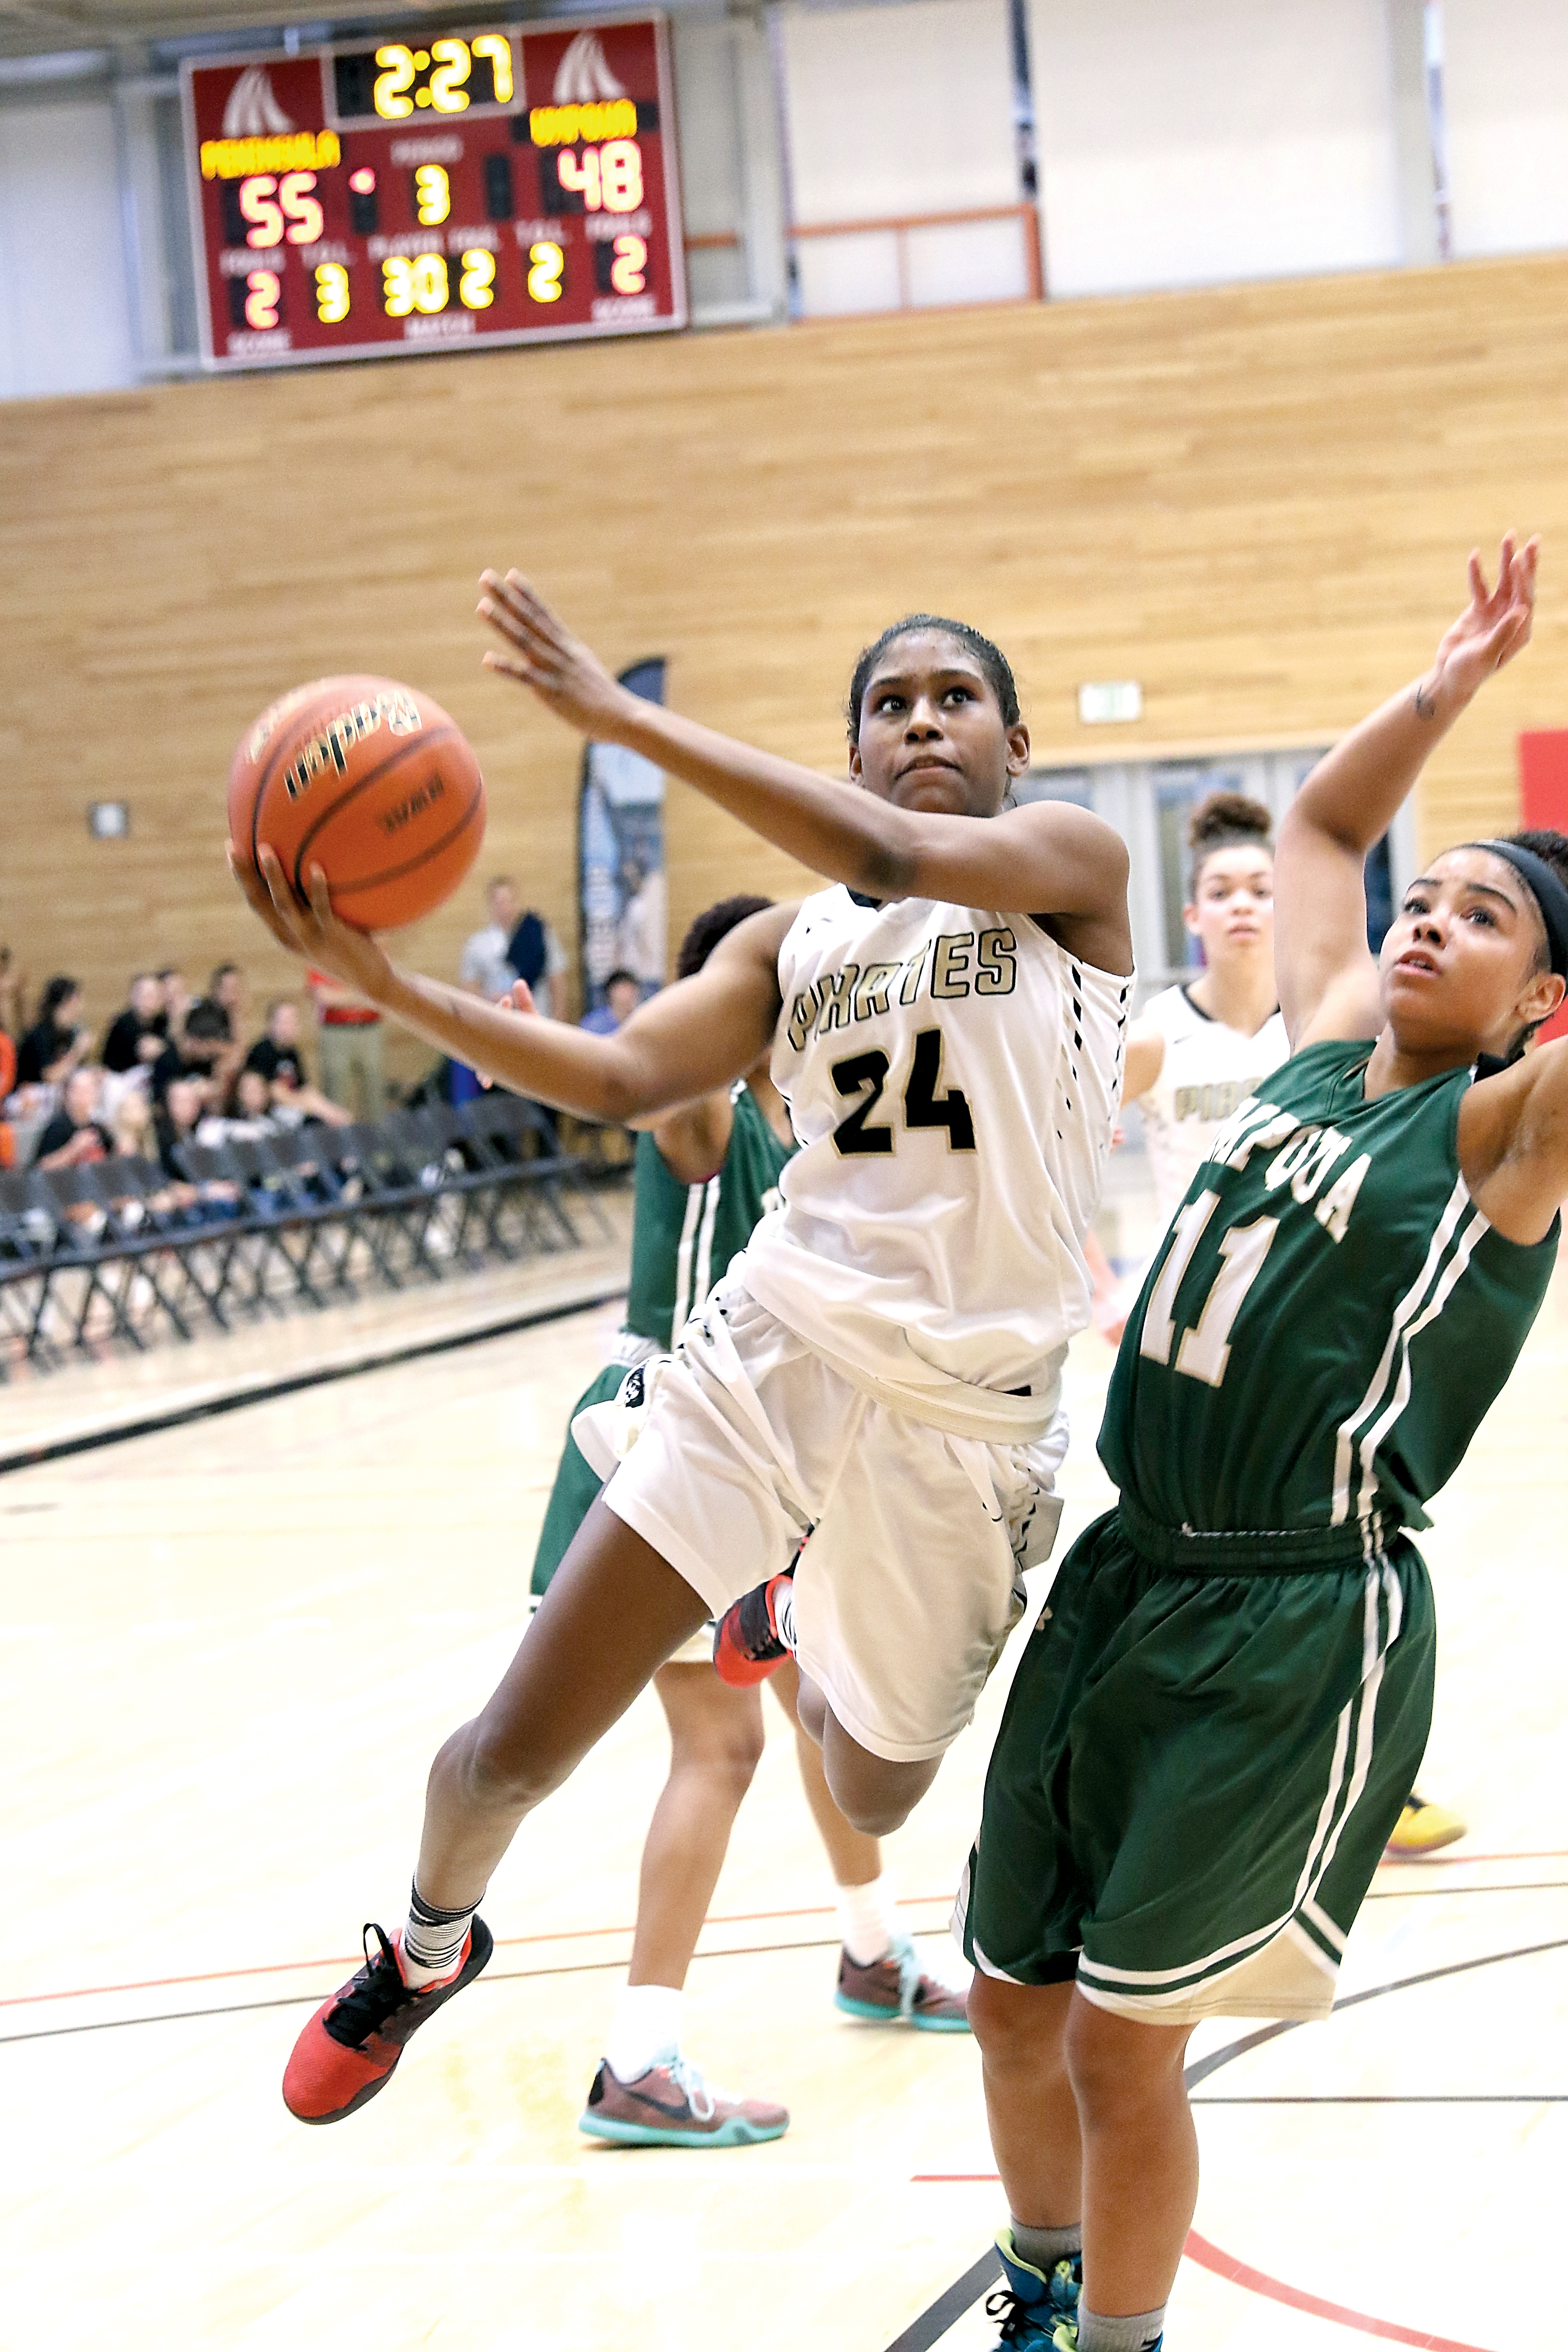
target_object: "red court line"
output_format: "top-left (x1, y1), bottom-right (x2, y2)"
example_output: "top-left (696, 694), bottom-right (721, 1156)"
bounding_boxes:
top-left (1184, 2230), bottom-right (1494, 2351)
top-left (0, 1895), bottom-right (957, 2011)
top-left (17, 1859), bottom-right (1553, 2012)
top-left (907, 2191), bottom-right (1494, 2351)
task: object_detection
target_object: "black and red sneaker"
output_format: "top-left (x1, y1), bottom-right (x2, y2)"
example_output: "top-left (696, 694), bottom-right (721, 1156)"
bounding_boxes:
top-left (712, 1567), bottom-right (795, 1688)
top-left (282, 1918), bottom-right (493, 2124)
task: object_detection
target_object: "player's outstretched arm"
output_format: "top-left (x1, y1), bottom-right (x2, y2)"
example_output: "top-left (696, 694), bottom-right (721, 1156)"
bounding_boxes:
top-left (1277, 535), bottom-right (1538, 1048)
top-left (477, 571), bottom-right (1130, 943)
top-left (229, 846), bottom-right (791, 1122)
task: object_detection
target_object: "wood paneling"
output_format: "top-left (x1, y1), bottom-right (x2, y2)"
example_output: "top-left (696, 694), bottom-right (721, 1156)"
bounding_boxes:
top-left (4, 251), bottom-right (1567, 1073)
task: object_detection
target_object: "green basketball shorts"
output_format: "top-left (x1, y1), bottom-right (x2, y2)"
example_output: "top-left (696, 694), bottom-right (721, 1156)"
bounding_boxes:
top-left (956, 1506), bottom-right (1436, 2023)
top-left (530, 1363), bottom-right (625, 1599)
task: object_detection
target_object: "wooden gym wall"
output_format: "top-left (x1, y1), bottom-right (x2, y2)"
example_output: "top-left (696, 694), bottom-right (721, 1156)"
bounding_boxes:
top-left (3, 248), bottom-right (1565, 1079)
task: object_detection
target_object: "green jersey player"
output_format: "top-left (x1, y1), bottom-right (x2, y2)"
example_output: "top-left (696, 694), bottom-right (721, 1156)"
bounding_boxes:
top-left (966, 536), bottom-right (1563, 2352)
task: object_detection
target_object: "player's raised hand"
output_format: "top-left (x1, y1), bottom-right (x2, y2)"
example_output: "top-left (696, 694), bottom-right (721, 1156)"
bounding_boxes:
top-left (227, 842), bottom-right (395, 1002)
top-left (477, 570), bottom-right (632, 737)
top-left (1426, 535), bottom-right (1539, 708)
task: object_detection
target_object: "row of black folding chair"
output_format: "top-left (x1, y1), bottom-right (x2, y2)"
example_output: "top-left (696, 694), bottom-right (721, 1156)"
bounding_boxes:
top-left (0, 1155), bottom-right (224, 1363)
top-left (0, 1103), bottom-right (608, 1375)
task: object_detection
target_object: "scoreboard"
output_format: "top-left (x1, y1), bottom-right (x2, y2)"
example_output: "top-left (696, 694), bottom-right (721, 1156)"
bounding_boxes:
top-left (182, 16), bottom-right (686, 371)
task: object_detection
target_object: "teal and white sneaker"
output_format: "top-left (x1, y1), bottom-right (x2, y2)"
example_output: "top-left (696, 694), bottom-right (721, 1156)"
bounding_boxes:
top-left (983, 2227), bottom-right (1081, 2348)
top-left (578, 2053), bottom-right (788, 2148)
top-left (835, 1931), bottom-right (971, 2030)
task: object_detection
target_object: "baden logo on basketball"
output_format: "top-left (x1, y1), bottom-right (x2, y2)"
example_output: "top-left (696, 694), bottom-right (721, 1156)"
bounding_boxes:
top-left (279, 689), bottom-right (424, 802)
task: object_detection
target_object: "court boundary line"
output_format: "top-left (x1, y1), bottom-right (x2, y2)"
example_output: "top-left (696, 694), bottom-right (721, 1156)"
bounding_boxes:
top-left (886, 1932), bottom-right (1568, 2352)
top-left (0, 1896), bottom-right (959, 2012)
top-left (0, 1931), bottom-right (876, 2047)
top-left (15, 1871), bottom-right (1559, 2017)
top-left (0, 1284), bottom-right (629, 1477)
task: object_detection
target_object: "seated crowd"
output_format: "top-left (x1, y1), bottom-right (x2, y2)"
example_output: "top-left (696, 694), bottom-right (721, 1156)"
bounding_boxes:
top-left (0, 873), bottom-right (650, 1235)
top-left (0, 965), bottom-right (372, 1227)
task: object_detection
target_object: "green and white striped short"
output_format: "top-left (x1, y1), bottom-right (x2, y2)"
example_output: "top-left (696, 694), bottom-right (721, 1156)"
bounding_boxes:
top-left (956, 1505), bottom-right (1435, 2023)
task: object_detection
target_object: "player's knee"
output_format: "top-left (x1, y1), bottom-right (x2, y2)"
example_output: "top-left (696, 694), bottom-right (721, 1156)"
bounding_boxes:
top-left (845, 1791), bottom-right (916, 1835)
top-left (968, 1972), bottom-right (1068, 2071)
top-left (448, 1717), bottom-right (569, 1816)
top-left (1063, 1996), bottom-right (1188, 2124)
top-left (675, 1722), bottom-right (766, 1801)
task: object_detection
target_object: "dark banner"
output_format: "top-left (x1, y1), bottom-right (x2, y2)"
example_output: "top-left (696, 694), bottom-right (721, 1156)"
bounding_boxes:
top-left (578, 656), bottom-right (666, 1016)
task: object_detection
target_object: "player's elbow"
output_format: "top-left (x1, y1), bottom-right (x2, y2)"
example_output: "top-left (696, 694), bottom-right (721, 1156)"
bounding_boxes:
top-left (859, 838), bottom-right (918, 900)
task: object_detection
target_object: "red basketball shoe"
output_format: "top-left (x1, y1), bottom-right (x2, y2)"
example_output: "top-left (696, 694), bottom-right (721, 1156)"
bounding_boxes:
top-left (282, 1918), bottom-right (493, 2123)
top-left (712, 1567), bottom-right (796, 1687)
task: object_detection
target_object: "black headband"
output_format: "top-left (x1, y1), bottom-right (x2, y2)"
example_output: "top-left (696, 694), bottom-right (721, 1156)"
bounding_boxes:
top-left (1463, 841), bottom-right (1568, 980)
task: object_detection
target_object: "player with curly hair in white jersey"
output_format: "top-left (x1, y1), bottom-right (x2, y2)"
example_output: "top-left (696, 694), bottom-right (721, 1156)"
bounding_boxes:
top-left (231, 576), bottom-right (1133, 2128)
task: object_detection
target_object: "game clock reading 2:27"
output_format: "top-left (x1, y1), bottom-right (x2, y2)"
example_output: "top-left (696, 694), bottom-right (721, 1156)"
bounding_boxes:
top-left (182, 15), bottom-right (686, 370)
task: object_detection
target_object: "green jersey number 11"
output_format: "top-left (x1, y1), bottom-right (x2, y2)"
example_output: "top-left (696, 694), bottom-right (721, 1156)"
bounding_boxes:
top-left (1139, 1191), bottom-right (1279, 1390)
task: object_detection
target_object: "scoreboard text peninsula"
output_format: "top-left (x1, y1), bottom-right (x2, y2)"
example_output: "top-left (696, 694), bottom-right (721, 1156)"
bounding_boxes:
top-left (183, 18), bottom-right (686, 370)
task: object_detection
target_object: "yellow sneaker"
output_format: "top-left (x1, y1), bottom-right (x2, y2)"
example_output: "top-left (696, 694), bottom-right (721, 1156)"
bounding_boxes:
top-left (1385, 1791), bottom-right (1467, 1856)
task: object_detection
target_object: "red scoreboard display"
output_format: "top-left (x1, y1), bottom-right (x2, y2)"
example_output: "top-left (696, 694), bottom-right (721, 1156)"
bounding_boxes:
top-left (183, 16), bottom-right (686, 371)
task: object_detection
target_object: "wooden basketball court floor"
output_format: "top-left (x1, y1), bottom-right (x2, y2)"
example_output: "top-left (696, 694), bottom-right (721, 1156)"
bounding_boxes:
top-left (3, 1208), bottom-right (1566, 2352)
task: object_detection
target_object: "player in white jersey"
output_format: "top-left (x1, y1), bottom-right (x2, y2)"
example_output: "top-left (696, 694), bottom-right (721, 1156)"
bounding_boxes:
top-left (238, 582), bottom-right (1133, 2129)
top-left (1123, 794), bottom-right (1288, 1223)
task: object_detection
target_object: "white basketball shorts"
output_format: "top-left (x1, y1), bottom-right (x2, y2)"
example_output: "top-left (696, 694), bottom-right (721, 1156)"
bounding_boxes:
top-left (598, 1284), bottom-right (1067, 1764)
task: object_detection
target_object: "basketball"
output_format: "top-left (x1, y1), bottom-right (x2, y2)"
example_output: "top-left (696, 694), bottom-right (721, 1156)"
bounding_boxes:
top-left (227, 674), bottom-right (486, 933)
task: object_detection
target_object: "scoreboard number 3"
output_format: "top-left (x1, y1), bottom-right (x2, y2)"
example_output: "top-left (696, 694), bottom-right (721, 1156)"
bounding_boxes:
top-left (314, 263), bottom-right (351, 323)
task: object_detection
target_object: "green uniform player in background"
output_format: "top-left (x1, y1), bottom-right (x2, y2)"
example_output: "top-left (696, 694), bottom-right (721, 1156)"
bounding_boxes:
top-left (532, 894), bottom-right (968, 2153)
top-left (966, 539), bottom-right (1568, 2352)
top-left (531, 1053), bottom-right (792, 1598)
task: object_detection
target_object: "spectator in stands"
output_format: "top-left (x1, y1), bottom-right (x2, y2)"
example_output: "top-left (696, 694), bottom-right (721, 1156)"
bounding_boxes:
top-left (151, 996), bottom-right (236, 1105)
top-left (208, 962), bottom-right (247, 1041)
top-left (32, 1066), bottom-right (114, 1169)
top-left (157, 968), bottom-right (192, 1036)
top-left (508, 904), bottom-right (570, 1020)
top-left (245, 999), bottom-right (351, 1128)
top-left (16, 976), bottom-right (90, 1089)
top-left (458, 877), bottom-right (521, 1002)
top-left (152, 1076), bottom-right (206, 1181)
top-left (614, 857), bottom-right (667, 991)
top-left (197, 1066), bottom-right (279, 1146)
top-left (110, 1086), bottom-right (156, 1161)
top-left (579, 969), bottom-right (643, 1035)
top-left (101, 973), bottom-right (168, 1073)
top-left (308, 965), bottom-right (385, 1120)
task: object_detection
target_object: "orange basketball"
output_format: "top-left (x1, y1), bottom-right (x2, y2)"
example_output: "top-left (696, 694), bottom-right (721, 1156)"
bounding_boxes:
top-left (228, 675), bottom-right (486, 932)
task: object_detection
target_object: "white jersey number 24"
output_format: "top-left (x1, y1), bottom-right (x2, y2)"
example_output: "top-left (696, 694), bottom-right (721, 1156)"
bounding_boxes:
top-left (831, 1026), bottom-right (977, 1156)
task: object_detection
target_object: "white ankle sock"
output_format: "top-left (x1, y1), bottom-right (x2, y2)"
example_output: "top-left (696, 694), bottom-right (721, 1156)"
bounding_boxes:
top-left (835, 1873), bottom-right (900, 1966)
top-left (1076, 2304), bottom-right (1166, 2351)
top-left (1010, 2218), bottom-right (1082, 2269)
top-left (605, 1983), bottom-right (684, 2084)
top-left (400, 1881), bottom-right (477, 1989)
